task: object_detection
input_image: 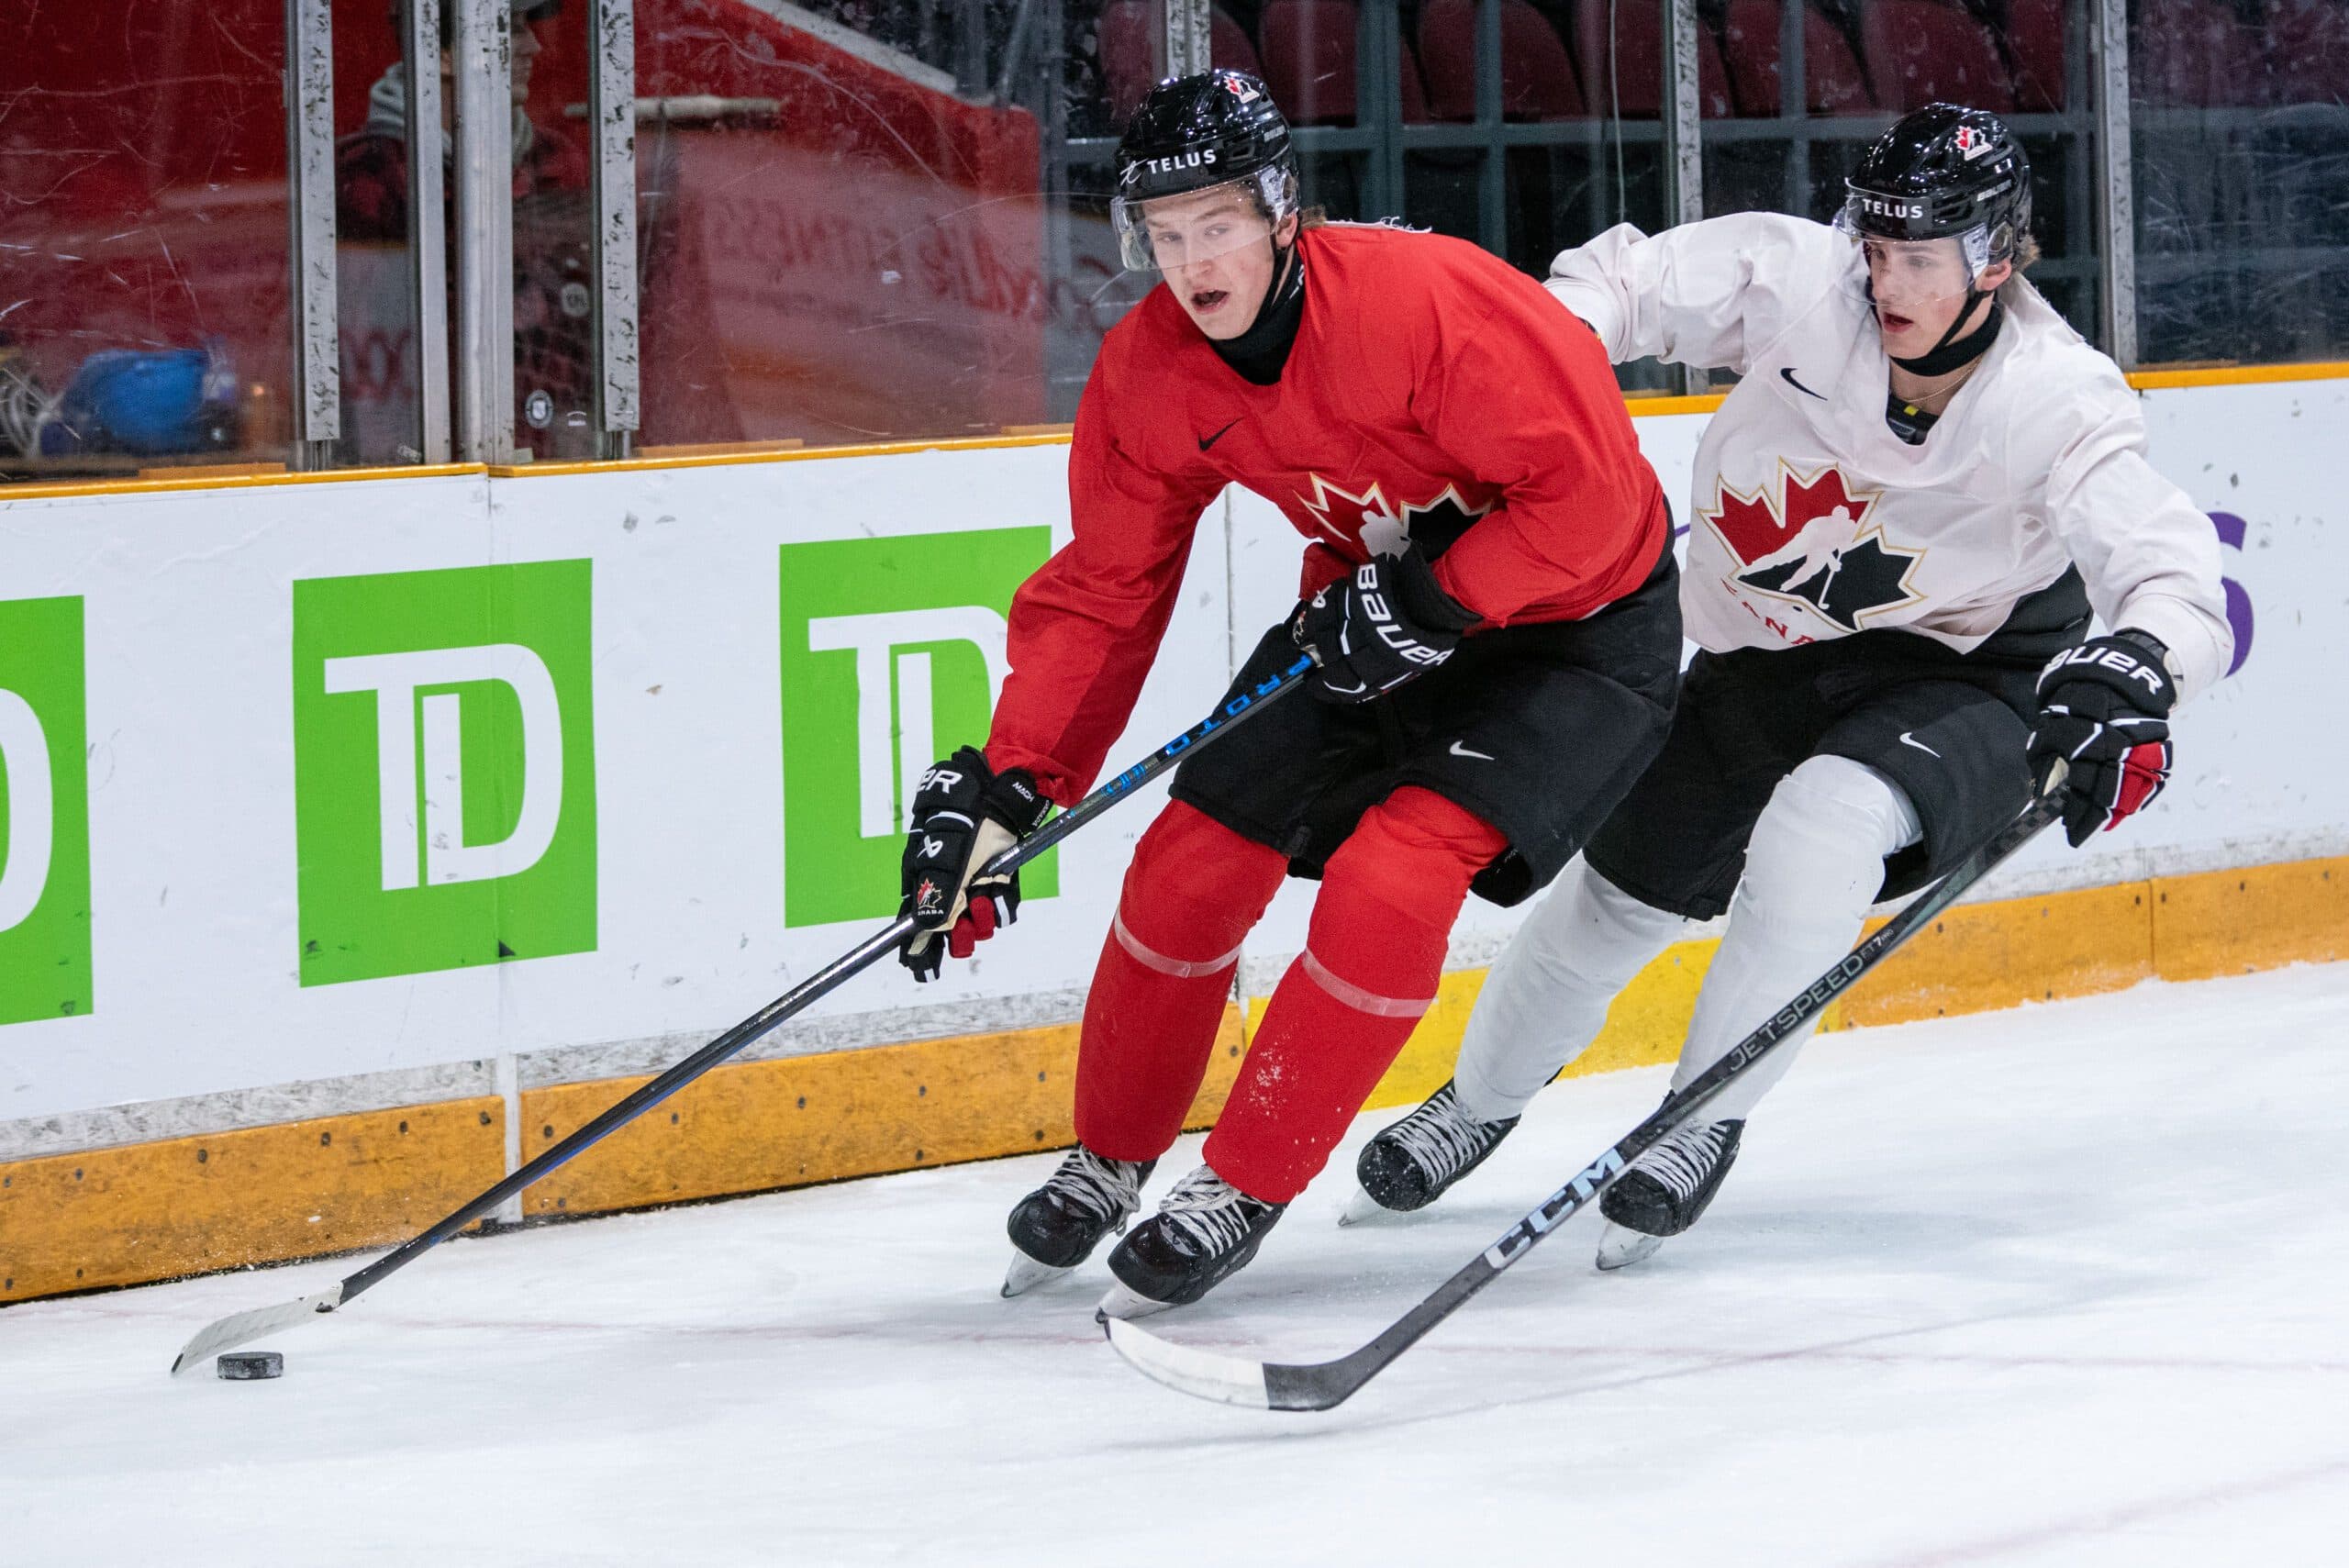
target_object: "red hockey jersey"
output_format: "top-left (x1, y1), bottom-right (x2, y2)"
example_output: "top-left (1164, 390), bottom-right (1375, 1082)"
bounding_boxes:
top-left (989, 221), bottom-right (1669, 805)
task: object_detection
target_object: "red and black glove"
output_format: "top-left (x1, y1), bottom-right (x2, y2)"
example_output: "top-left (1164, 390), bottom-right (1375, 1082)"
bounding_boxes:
top-left (1289, 548), bottom-right (1479, 704)
top-left (2028, 629), bottom-right (2178, 848)
top-left (898, 746), bottom-right (1051, 983)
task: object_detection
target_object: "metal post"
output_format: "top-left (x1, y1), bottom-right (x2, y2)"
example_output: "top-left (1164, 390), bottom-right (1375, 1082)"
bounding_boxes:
top-left (2092, 0), bottom-right (2137, 367)
top-left (589, 0), bottom-right (640, 457)
top-left (1165, 0), bottom-right (1211, 77)
top-left (1040, 0), bottom-right (1083, 420)
top-left (1475, 0), bottom-right (1504, 256)
top-left (1664, 0), bottom-right (1706, 394)
top-left (1779, 0), bottom-right (1809, 215)
top-left (1364, 0), bottom-right (1406, 218)
top-left (404, 0), bottom-right (452, 465)
top-left (1664, 0), bottom-right (1703, 227)
top-left (285, 0), bottom-right (341, 467)
top-left (954, 0), bottom-right (988, 97)
top-left (451, 0), bottom-right (513, 463)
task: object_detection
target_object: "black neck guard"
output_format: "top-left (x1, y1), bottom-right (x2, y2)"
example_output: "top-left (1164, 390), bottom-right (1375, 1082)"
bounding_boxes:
top-left (1892, 295), bottom-right (2005, 377)
top-left (1210, 243), bottom-right (1307, 386)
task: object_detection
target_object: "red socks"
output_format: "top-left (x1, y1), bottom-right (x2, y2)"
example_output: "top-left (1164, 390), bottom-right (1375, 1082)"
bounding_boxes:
top-left (1073, 802), bottom-right (1286, 1162)
top-left (1074, 788), bottom-right (1506, 1206)
top-left (1206, 787), bottom-right (1504, 1202)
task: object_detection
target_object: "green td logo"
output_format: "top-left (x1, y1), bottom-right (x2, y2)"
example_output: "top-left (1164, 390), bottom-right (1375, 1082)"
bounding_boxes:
top-left (778, 528), bottom-right (1054, 929)
top-left (292, 561), bottom-right (596, 986)
top-left (0, 596), bottom-right (94, 1025)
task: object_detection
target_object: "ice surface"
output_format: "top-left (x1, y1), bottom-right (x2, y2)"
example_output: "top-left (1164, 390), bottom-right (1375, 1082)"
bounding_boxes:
top-left (6, 965), bottom-right (2347, 1566)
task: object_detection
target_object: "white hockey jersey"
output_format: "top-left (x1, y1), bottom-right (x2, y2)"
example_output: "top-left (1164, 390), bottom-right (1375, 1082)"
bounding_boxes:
top-left (1547, 215), bottom-right (2234, 700)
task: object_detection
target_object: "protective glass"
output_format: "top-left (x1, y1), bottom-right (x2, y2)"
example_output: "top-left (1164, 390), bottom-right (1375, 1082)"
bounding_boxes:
top-left (1110, 175), bottom-right (1280, 273)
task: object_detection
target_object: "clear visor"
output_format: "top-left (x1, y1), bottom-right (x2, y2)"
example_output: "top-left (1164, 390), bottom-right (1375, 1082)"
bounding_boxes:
top-left (1831, 207), bottom-right (1993, 314)
top-left (1110, 178), bottom-right (1279, 273)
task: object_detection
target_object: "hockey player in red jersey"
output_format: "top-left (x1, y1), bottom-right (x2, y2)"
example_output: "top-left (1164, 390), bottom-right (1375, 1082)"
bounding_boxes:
top-left (891, 70), bottom-right (1680, 1315)
top-left (1353, 106), bottom-right (2235, 1265)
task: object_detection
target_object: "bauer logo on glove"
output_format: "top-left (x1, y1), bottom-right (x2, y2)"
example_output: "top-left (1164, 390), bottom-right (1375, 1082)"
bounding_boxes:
top-left (1290, 548), bottom-right (1480, 704)
top-left (2027, 629), bottom-right (2177, 848)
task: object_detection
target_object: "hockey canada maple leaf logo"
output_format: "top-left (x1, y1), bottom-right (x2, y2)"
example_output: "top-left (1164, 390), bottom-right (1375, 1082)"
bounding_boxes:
top-left (1700, 462), bottom-right (1924, 634)
top-left (1297, 475), bottom-right (1490, 560)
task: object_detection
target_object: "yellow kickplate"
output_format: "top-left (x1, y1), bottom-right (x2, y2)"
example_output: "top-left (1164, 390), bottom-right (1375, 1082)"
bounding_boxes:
top-left (6, 854), bottom-right (2346, 1304)
top-left (0, 1097), bottom-right (506, 1302)
top-left (518, 1007), bottom-right (1250, 1219)
top-left (2153, 855), bottom-right (2349, 982)
top-left (1838, 879), bottom-right (2155, 1028)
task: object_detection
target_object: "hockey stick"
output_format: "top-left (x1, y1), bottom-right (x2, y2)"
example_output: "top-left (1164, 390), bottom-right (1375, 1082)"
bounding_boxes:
top-left (1103, 784), bottom-right (2065, 1410)
top-left (168, 653), bottom-right (1317, 1376)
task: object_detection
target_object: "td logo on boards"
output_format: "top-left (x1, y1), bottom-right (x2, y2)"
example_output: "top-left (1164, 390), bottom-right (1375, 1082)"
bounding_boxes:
top-left (778, 528), bottom-right (1052, 929)
top-left (292, 562), bottom-right (596, 985)
top-left (0, 596), bottom-right (93, 1025)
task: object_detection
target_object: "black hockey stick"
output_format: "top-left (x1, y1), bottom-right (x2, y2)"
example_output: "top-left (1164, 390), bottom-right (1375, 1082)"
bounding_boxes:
top-left (169, 653), bottom-right (1317, 1375)
top-left (1103, 785), bottom-right (2064, 1410)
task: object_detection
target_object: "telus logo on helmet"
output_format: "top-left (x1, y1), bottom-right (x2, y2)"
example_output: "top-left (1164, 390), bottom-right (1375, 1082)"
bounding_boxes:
top-left (1122, 149), bottom-right (1219, 186)
top-left (1859, 196), bottom-right (1926, 220)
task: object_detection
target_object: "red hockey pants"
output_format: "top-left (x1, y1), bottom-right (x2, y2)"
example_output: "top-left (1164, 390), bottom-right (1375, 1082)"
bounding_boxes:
top-left (1074, 788), bottom-right (1507, 1204)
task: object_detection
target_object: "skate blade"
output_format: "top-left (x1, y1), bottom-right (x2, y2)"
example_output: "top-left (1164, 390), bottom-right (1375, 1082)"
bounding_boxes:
top-left (1001, 1252), bottom-right (1074, 1298)
top-left (1337, 1184), bottom-right (1399, 1228)
top-left (1096, 1281), bottom-right (1176, 1321)
top-left (1595, 1223), bottom-right (1664, 1272)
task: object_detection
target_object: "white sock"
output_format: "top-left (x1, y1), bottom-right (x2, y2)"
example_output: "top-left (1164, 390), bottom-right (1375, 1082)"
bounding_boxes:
top-left (1671, 753), bottom-right (1923, 1121)
top-left (1453, 856), bottom-right (1693, 1124)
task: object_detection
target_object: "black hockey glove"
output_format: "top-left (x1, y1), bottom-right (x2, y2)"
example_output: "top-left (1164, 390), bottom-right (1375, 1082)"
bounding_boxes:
top-left (1289, 549), bottom-right (1479, 704)
top-left (898, 746), bottom-right (1051, 983)
top-left (2027, 629), bottom-right (2178, 849)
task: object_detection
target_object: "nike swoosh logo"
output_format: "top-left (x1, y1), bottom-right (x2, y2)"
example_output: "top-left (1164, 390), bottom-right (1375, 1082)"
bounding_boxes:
top-left (1898, 731), bottom-right (1941, 758)
top-left (1197, 417), bottom-right (1243, 452)
top-left (1449, 740), bottom-right (1495, 761)
top-left (1779, 367), bottom-right (1827, 400)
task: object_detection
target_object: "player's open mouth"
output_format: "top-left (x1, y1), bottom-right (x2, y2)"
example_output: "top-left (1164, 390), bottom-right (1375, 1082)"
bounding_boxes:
top-left (1190, 288), bottom-right (1230, 314)
top-left (1880, 310), bottom-right (1916, 333)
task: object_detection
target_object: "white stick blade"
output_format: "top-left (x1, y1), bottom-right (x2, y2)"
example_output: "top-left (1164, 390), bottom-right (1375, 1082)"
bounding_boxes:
top-left (1101, 1316), bottom-right (1272, 1408)
top-left (169, 1286), bottom-right (343, 1376)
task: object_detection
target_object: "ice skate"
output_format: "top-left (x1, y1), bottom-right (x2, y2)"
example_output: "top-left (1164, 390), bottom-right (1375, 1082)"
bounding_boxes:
top-left (1097, 1164), bottom-right (1286, 1317)
top-left (1594, 1117), bottom-right (1742, 1272)
top-left (1344, 1080), bottom-right (1521, 1224)
top-left (1002, 1146), bottom-right (1154, 1297)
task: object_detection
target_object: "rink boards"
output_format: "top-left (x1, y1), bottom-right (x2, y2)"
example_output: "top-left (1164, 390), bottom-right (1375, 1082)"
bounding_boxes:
top-left (1, 371), bottom-right (2344, 1301)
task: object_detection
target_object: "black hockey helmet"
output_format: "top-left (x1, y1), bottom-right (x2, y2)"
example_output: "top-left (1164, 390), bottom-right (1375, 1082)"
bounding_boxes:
top-left (1840, 103), bottom-right (2032, 279)
top-left (1111, 70), bottom-right (1301, 272)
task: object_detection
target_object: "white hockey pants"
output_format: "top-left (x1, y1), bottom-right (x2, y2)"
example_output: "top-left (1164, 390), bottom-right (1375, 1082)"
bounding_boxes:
top-left (1453, 753), bottom-right (1923, 1126)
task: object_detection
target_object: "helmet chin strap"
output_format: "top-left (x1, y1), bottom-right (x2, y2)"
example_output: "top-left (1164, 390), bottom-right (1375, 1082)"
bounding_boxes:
top-left (1208, 231), bottom-right (1308, 385)
top-left (1890, 283), bottom-right (2000, 375)
top-left (1242, 236), bottom-right (1299, 334)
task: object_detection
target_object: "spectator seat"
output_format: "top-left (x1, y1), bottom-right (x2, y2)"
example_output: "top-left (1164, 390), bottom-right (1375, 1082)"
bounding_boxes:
top-left (1571, 0), bottom-right (1736, 118)
top-left (1418, 0), bottom-right (1587, 119)
top-left (1861, 0), bottom-right (2018, 112)
top-left (1720, 0), bottom-right (1877, 115)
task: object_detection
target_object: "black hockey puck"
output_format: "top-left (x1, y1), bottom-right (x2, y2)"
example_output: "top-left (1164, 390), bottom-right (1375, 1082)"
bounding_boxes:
top-left (217, 1351), bottom-right (284, 1380)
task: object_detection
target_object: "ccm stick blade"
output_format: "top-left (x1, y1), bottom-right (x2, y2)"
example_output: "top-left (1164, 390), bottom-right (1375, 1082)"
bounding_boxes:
top-left (1107, 794), bottom-right (2062, 1411)
top-left (170, 1286), bottom-right (344, 1376)
top-left (165, 658), bottom-right (1316, 1377)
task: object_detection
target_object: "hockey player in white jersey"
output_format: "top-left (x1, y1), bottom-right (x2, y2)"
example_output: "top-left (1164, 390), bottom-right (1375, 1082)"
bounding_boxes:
top-left (1348, 104), bottom-right (2235, 1266)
